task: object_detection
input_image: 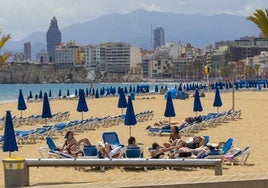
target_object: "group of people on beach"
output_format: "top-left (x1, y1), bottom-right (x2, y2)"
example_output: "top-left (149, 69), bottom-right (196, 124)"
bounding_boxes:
top-left (57, 131), bottom-right (141, 159)
top-left (57, 129), bottom-right (224, 160)
top-left (149, 123), bottom-right (226, 159)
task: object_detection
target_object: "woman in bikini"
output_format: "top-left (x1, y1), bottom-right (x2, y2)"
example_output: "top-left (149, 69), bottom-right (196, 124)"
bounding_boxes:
top-left (61, 131), bottom-right (91, 156)
top-left (163, 126), bottom-right (181, 148)
top-left (150, 142), bottom-right (178, 159)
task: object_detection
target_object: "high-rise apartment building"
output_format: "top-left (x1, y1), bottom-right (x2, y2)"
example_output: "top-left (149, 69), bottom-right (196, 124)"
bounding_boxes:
top-left (24, 42), bottom-right (31, 60)
top-left (46, 17), bottom-right (61, 62)
top-left (153, 27), bottom-right (165, 49)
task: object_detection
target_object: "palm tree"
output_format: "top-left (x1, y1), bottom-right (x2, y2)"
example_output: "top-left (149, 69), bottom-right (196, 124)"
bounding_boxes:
top-left (0, 29), bottom-right (11, 65)
top-left (247, 9), bottom-right (268, 38)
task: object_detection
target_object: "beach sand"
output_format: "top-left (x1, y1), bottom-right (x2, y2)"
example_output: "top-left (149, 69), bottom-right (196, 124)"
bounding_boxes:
top-left (0, 90), bottom-right (268, 187)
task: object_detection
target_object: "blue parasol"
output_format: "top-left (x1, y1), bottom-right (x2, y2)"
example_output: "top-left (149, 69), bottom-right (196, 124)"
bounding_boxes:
top-left (67, 89), bottom-right (70, 97)
top-left (17, 89), bottom-right (27, 117)
top-left (164, 91), bottom-right (176, 124)
top-left (49, 90), bottom-right (52, 98)
top-left (39, 90), bottom-right (43, 99)
top-left (124, 96), bottom-right (137, 137)
top-left (95, 89), bottom-right (99, 98)
top-left (117, 88), bottom-right (127, 114)
top-left (42, 92), bottom-right (52, 126)
top-left (193, 89), bottom-right (203, 117)
top-left (77, 89), bottom-right (88, 120)
top-left (3, 111), bottom-right (18, 158)
top-left (29, 91), bottom-right (33, 99)
top-left (155, 85), bottom-right (159, 93)
top-left (213, 87), bottom-right (222, 113)
top-left (58, 89), bottom-right (62, 98)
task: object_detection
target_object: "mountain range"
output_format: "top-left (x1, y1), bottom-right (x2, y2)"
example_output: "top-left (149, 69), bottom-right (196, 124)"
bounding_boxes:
top-left (4, 9), bottom-right (259, 59)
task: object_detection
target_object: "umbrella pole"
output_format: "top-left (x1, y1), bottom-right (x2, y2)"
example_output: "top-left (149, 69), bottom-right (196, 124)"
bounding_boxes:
top-left (129, 126), bottom-right (131, 137)
top-left (9, 152), bottom-right (11, 158)
top-left (121, 108), bottom-right (123, 115)
top-left (217, 107), bottom-right (219, 114)
top-left (169, 117), bottom-right (171, 125)
top-left (20, 110), bottom-right (22, 118)
top-left (82, 112), bottom-right (84, 120)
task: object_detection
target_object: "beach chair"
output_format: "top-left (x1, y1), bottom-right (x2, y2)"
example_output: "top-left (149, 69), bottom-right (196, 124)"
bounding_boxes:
top-left (102, 132), bottom-right (124, 148)
top-left (101, 132), bottom-right (124, 158)
top-left (224, 146), bottom-right (250, 165)
top-left (146, 127), bottom-right (172, 136)
top-left (15, 129), bottom-right (38, 145)
top-left (206, 138), bottom-right (234, 158)
top-left (38, 137), bottom-right (73, 158)
top-left (82, 145), bottom-right (100, 159)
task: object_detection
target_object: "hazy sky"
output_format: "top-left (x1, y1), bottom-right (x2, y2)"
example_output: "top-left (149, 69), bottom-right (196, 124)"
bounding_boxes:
top-left (1, 0), bottom-right (268, 41)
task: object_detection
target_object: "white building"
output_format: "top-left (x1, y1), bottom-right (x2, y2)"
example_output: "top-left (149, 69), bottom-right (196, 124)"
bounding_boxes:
top-left (36, 50), bottom-right (49, 63)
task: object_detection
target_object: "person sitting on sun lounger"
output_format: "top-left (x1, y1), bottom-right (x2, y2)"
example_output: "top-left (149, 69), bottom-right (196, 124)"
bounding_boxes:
top-left (163, 126), bottom-right (181, 148)
top-left (127, 136), bottom-right (140, 149)
top-left (60, 131), bottom-right (91, 157)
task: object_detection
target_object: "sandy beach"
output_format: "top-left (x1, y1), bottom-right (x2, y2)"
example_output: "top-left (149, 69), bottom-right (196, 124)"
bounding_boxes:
top-left (0, 89), bottom-right (268, 187)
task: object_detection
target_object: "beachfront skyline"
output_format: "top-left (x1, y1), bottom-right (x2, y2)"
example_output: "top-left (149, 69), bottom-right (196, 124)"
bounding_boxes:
top-left (1, 0), bottom-right (268, 41)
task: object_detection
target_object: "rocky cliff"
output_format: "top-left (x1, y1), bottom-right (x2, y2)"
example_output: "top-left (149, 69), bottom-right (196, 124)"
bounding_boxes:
top-left (0, 62), bottom-right (89, 84)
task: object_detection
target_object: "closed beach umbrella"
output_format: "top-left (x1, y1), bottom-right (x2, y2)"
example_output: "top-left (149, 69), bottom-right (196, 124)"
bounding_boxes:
top-left (42, 92), bottom-right (52, 126)
top-left (193, 89), bottom-right (203, 117)
top-left (77, 89), bottom-right (88, 120)
top-left (124, 96), bottom-right (137, 137)
top-left (29, 91), bottom-right (33, 99)
top-left (75, 89), bottom-right (78, 96)
top-left (67, 89), bottom-right (70, 97)
top-left (213, 87), bottom-right (222, 113)
top-left (17, 89), bottom-right (27, 117)
top-left (164, 92), bottom-right (176, 125)
top-left (3, 111), bottom-right (18, 158)
top-left (95, 89), bottom-right (99, 98)
top-left (49, 90), bottom-right (52, 98)
top-left (155, 85), bottom-right (159, 93)
top-left (39, 90), bottom-right (43, 99)
top-left (117, 88), bottom-right (127, 114)
top-left (58, 89), bottom-right (62, 98)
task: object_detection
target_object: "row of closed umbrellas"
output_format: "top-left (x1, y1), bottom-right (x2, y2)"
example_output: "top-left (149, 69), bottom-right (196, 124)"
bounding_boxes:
top-left (3, 87), bottom-right (137, 157)
top-left (164, 87), bottom-right (222, 124)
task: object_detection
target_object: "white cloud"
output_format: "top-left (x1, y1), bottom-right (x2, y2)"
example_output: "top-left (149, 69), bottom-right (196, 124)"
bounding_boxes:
top-left (140, 3), bottom-right (162, 12)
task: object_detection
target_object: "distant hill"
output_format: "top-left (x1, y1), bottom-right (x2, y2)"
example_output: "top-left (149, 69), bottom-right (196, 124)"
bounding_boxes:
top-left (4, 9), bottom-right (259, 59)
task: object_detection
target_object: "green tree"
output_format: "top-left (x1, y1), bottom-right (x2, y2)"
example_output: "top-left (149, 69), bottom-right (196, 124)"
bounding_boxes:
top-left (0, 29), bottom-right (11, 64)
top-left (247, 9), bottom-right (268, 38)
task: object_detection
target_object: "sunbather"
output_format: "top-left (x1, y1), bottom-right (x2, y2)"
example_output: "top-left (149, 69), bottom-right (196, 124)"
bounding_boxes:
top-left (127, 136), bottom-right (139, 149)
top-left (100, 143), bottom-right (122, 159)
top-left (60, 131), bottom-right (91, 156)
top-left (149, 142), bottom-right (178, 159)
top-left (163, 126), bottom-right (181, 148)
top-left (173, 140), bottom-right (225, 159)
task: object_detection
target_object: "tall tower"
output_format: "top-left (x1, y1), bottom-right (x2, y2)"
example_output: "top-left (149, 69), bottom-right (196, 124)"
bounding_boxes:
top-left (46, 17), bottom-right (61, 62)
top-left (153, 27), bottom-right (165, 49)
top-left (24, 42), bottom-right (31, 60)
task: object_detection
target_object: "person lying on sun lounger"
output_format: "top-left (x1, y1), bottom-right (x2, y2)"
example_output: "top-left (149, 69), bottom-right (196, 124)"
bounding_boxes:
top-left (100, 143), bottom-right (122, 159)
top-left (171, 139), bottom-right (225, 159)
top-left (149, 142), bottom-right (178, 159)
